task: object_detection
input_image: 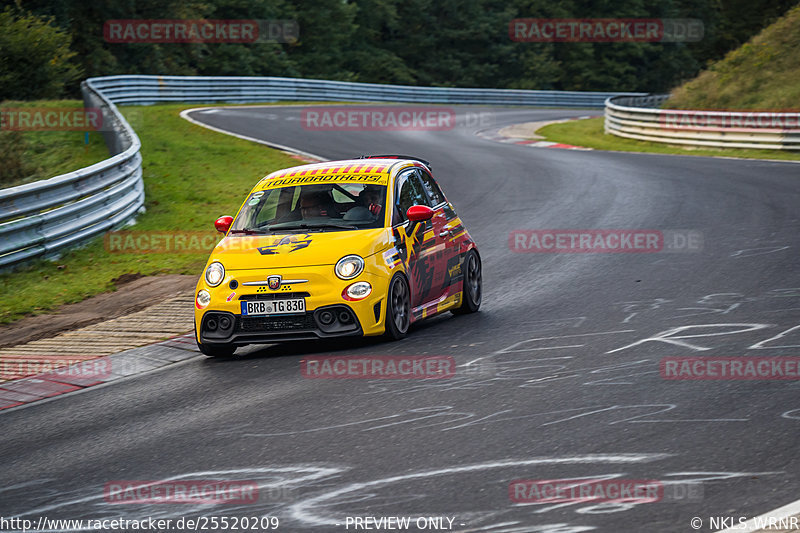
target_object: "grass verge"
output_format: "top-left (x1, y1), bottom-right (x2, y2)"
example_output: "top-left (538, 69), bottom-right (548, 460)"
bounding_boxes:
top-left (537, 117), bottom-right (800, 161)
top-left (665, 4), bottom-right (800, 110)
top-left (0, 100), bottom-right (108, 188)
top-left (0, 103), bottom-right (301, 324)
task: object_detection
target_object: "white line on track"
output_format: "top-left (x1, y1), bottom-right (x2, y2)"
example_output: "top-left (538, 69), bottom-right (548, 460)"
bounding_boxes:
top-left (179, 106), bottom-right (328, 162)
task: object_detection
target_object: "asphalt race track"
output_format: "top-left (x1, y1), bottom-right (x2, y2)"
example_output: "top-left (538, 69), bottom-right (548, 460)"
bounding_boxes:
top-left (1, 105), bottom-right (799, 532)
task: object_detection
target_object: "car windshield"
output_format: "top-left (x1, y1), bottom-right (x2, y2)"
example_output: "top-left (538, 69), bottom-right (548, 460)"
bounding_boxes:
top-left (230, 183), bottom-right (388, 234)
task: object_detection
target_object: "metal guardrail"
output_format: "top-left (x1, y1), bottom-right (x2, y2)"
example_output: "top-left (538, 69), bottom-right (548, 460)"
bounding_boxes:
top-left (1, 75), bottom-right (645, 269)
top-left (0, 80), bottom-right (143, 269)
top-left (605, 95), bottom-right (800, 150)
top-left (88, 75), bottom-right (642, 107)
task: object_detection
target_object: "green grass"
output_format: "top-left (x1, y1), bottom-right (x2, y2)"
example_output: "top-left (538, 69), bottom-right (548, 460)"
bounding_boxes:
top-left (665, 4), bottom-right (800, 110)
top-left (537, 117), bottom-right (800, 161)
top-left (0, 100), bottom-right (108, 188)
top-left (0, 103), bottom-right (301, 324)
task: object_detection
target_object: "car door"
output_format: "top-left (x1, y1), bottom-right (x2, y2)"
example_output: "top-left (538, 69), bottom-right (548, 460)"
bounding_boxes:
top-left (392, 169), bottom-right (440, 308)
top-left (415, 168), bottom-right (463, 298)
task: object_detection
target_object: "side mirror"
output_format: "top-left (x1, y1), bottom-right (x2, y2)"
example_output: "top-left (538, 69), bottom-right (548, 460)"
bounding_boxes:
top-left (406, 205), bottom-right (434, 223)
top-left (214, 215), bottom-right (234, 233)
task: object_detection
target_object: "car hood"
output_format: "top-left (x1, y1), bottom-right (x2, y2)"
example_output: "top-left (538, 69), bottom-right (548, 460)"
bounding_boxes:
top-left (213, 228), bottom-right (393, 270)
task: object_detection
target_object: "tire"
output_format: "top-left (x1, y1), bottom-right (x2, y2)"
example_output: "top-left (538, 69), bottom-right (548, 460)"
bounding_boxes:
top-left (196, 339), bottom-right (236, 358)
top-left (384, 273), bottom-right (411, 340)
top-left (452, 250), bottom-right (482, 315)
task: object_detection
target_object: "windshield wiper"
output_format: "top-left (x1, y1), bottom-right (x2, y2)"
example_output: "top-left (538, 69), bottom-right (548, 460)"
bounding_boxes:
top-left (267, 222), bottom-right (358, 231)
top-left (229, 229), bottom-right (270, 235)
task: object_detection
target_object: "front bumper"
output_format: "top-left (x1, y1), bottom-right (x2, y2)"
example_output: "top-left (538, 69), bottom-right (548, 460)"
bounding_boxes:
top-left (194, 260), bottom-right (393, 345)
top-left (198, 304), bottom-right (371, 344)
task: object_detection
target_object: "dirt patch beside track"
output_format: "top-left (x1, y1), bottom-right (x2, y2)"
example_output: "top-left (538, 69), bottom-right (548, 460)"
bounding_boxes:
top-left (0, 275), bottom-right (197, 348)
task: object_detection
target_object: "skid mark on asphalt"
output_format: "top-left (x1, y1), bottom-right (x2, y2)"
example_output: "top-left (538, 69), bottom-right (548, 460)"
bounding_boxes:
top-left (1, 457), bottom-right (784, 531)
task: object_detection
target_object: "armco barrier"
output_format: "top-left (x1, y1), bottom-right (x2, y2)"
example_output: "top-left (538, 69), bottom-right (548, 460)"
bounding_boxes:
top-left (605, 95), bottom-right (800, 150)
top-left (0, 80), bottom-right (143, 269)
top-left (87, 75), bottom-right (642, 107)
top-left (1, 75), bottom-right (644, 269)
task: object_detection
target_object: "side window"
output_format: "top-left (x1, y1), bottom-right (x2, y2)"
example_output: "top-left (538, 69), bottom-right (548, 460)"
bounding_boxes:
top-left (416, 170), bottom-right (445, 206)
top-left (393, 171), bottom-right (429, 225)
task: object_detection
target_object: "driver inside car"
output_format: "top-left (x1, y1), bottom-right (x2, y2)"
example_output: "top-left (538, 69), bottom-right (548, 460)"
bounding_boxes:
top-left (298, 190), bottom-right (336, 219)
top-left (358, 185), bottom-right (383, 216)
top-left (344, 185), bottom-right (384, 221)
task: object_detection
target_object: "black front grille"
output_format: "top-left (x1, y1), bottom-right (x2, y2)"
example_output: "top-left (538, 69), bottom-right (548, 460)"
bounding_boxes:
top-left (238, 314), bottom-right (316, 332)
top-left (239, 292), bottom-right (311, 301)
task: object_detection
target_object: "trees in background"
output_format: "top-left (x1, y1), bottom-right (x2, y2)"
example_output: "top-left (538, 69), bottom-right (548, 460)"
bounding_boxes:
top-left (0, 7), bottom-right (81, 100)
top-left (0, 0), bottom-right (796, 99)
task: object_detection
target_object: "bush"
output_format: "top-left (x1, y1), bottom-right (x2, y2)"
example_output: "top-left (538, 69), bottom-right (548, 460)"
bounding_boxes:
top-left (0, 8), bottom-right (82, 100)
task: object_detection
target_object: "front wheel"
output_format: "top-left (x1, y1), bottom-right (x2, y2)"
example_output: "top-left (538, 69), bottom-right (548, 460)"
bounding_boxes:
top-left (384, 274), bottom-right (411, 340)
top-left (452, 250), bottom-right (482, 315)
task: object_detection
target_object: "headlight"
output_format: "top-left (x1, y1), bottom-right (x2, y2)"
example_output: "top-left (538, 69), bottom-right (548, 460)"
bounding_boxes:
top-left (343, 281), bottom-right (372, 301)
top-left (196, 289), bottom-right (211, 308)
top-left (335, 255), bottom-right (364, 280)
top-left (205, 262), bottom-right (225, 287)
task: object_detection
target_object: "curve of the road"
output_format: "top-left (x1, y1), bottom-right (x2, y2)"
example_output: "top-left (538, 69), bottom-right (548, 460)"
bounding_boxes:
top-left (1, 105), bottom-right (798, 533)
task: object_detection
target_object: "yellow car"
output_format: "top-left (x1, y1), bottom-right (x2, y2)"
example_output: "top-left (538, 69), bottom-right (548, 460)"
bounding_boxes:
top-left (194, 156), bottom-right (481, 357)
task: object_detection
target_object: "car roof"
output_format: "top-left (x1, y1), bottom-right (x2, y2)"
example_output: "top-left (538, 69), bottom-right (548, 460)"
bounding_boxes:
top-left (255, 158), bottom-right (429, 190)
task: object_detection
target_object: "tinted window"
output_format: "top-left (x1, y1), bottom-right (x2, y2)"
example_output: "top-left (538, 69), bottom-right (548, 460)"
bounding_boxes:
top-left (394, 171), bottom-right (430, 224)
top-left (416, 169), bottom-right (445, 206)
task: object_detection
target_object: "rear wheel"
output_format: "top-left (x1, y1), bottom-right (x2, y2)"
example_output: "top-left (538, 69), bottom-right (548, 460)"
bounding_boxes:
top-left (452, 250), bottom-right (482, 315)
top-left (384, 274), bottom-right (410, 340)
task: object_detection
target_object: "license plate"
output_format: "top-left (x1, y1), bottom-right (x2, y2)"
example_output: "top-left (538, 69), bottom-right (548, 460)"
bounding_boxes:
top-left (241, 299), bottom-right (305, 316)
